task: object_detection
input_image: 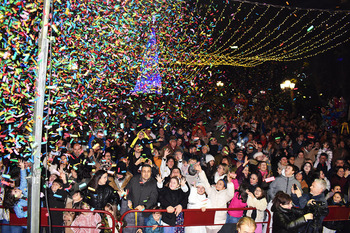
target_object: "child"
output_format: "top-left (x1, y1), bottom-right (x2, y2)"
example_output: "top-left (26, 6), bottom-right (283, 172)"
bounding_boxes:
top-left (71, 202), bottom-right (102, 233)
top-left (145, 207), bottom-right (164, 233)
top-left (228, 166), bottom-right (239, 189)
top-left (46, 178), bottom-right (68, 233)
top-left (327, 192), bottom-right (346, 206)
top-left (246, 186), bottom-right (268, 233)
top-left (3, 160), bottom-right (27, 233)
top-left (101, 203), bottom-right (125, 233)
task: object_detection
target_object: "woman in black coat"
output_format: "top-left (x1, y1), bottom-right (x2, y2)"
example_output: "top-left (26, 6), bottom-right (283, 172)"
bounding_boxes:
top-left (158, 177), bottom-right (188, 233)
top-left (271, 191), bottom-right (313, 233)
top-left (85, 170), bottom-right (120, 210)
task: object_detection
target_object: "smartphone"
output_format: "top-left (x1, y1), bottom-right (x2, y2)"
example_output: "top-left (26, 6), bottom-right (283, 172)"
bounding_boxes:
top-left (293, 184), bottom-right (297, 190)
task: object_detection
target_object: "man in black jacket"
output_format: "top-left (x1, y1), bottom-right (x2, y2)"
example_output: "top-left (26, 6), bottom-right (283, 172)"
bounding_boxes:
top-left (291, 178), bottom-right (329, 233)
top-left (124, 164), bottom-right (158, 233)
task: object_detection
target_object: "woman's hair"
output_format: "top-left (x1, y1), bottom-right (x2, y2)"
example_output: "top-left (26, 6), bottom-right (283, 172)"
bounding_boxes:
top-left (170, 167), bottom-right (182, 177)
top-left (237, 183), bottom-right (248, 203)
top-left (87, 169), bottom-right (107, 190)
top-left (218, 163), bottom-right (229, 174)
top-left (2, 187), bottom-right (19, 209)
top-left (105, 203), bottom-right (116, 218)
top-left (272, 191), bottom-right (292, 212)
top-left (165, 177), bottom-right (180, 188)
top-left (254, 186), bottom-right (266, 200)
top-left (237, 217), bottom-right (256, 231)
top-left (302, 162), bottom-right (314, 173)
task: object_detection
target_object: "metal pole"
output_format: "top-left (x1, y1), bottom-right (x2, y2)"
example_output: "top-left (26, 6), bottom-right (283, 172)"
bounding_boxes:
top-left (29, 0), bottom-right (51, 232)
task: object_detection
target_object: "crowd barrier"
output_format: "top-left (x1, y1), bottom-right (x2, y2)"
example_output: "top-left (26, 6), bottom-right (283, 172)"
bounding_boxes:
top-left (119, 207), bottom-right (272, 233)
top-left (0, 205), bottom-right (349, 233)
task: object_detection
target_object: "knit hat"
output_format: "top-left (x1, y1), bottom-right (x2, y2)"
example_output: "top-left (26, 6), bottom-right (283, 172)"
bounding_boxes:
top-left (206, 154), bottom-right (215, 163)
top-left (253, 152), bottom-right (264, 159)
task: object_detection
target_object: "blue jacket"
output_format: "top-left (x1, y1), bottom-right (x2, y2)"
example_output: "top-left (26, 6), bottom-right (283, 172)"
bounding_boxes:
top-left (145, 216), bottom-right (164, 233)
top-left (14, 169), bottom-right (28, 219)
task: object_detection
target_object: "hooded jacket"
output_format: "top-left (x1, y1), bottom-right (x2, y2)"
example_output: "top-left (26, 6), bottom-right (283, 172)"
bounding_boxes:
top-left (272, 206), bottom-right (308, 233)
top-left (268, 174), bottom-right (302, 201)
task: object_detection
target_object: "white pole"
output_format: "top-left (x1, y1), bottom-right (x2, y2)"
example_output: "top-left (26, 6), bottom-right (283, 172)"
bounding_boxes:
top-left (29, 0), bottom-right (51, 232)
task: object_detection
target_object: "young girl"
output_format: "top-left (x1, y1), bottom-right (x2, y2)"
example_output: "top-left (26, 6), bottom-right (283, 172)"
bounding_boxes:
top-left (227, 183), bottom-right (248, 224)
top-left (71, 202), bottom-right (101, 233)
top-left (246, 187), bottom-right (268, 233)
top-left (258, 161), bottom-right (271, 182)
top-left (101, 203), bottom-right (124, 233)
top-left (158, 177), bottom-right (188, 233)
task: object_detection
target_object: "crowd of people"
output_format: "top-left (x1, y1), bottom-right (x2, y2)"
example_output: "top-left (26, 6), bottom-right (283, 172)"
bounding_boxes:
top-left (1, 105), bottom-right (350, 233)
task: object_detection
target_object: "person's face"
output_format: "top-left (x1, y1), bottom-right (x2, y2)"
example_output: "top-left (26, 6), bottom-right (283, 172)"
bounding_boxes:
top-left (295, 172), bottom-right (303, 181)
top-left (167, 159), bottom-right (175, 168)
top-left (215, 180), bottom-right (226, 191)
top-left (135, 145), bottom-right (143, 153)
top-left (217, 165), bottom-right (225, 176)
top-left (333, 193), bottom-right (342, 203)
top-left (282, 141), bottom-right (288, 148)
top-left (335, 160), bottom-right (344, 167)
top-left (237, 152), bottom-right (243, 160)
top-left (56, 139), bottom-right (63, 148)
top-left (71, 169), bottom-right (78, 179)
top-left (237, 224), bottom-right (256, 233)
top-left (333, 186), bottom-right (341, 193)
top-left (298, 152), bottom-right (304, 158)
top-left (289, 157), bottom-right (295, 164)
top-left (221, 158), bottom-right (229, 165)
top-left (285, 165), bottom-right (294, 177)
top-left (280, 201), bottom-right (293, 210)
top-left (169, 178), bottom-right (179, 190)
top-left (170, 140), bottom-right (177, 148)
top-left (303, 163), bottom-right (312, 172)
top-left (141, 167), bottom-right (152, 181)
top-left (174, 152), bottom-right (182, 161)
top-left (197, 185), bottom-right (205, 195)
top-left (202, 146), bottom-right (209, 154)
top-left (259, 162), bottom-right (267, 171)
top-left (323, 142), bottom-right (329, 149)
top-left (337, 168), bottom-right (345, 177)
top-left (250, 174), bottom-right (258, 185)
top-left (11, 188), bottom-right (23, 198)
top-left (102, 152), bottom-right (111, 162)
top-left (280, 157), bottom-right (288, 166)
top-left (254, 187), bottom-right (263, 198)
top-left (72, 192), bottom-right (82, 202)
top-left (51, 182), bottom-right (62, 193)
top-left (176, 139), bottom-right (183, 147)
top-left (49, 174), bottom-right (57, 183)
top-left (152, 212), bottom-right (161, 222)
top-left (73, 144), bottom-right (82, 155)
top-left (209, 160), bottom-right (215, 166)
top-left (242, 166), bottom-right (249, 176)
top-left (98, 173), bottom-right (108, 185)
top-left (307, 144), bottom-right (313, 151)
top-left (171, 169), bottom-right (181, 178)
top-left (310, 181), bottom-right (323, 196)
top-left (319, 155), bottom-right (327, 164)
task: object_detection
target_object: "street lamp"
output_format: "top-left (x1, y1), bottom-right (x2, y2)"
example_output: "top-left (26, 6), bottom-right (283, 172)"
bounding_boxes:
top-left (216, 81), bottom-right (224, 87)
top-left (280, 80), bottom-right (295, 90)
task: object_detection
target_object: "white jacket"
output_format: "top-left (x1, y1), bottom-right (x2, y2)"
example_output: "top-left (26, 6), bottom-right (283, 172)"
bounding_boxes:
top-left (198, 170), bottom-right (235, 224)
top-left (246, 196), bottom-right (267, 222)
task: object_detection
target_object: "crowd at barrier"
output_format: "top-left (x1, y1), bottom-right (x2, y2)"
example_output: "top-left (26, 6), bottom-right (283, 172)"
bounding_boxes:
top-left (1, 103), bottom-right (350, 233)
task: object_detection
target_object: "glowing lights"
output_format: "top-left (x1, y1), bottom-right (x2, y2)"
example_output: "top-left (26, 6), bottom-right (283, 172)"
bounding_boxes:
top-left (280, 80), bottom-right (296, 90)
top-left (216, 81), bottom-right (224, 87)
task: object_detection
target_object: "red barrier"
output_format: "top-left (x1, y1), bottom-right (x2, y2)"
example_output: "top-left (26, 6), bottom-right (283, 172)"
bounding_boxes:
top-left (119, 207), bottom-right (272, 233)
top-left (324, 205), bottom-right (350, 221)
top-left (0, 207), bottom-right (116, 233)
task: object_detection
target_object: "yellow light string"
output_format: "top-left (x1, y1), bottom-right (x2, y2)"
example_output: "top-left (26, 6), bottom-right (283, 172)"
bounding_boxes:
top-left (257, 11), bottom-right (328, 59)
top-left (209, 4), bottom-right (270, 56)
top-left (277, 14), bottom-right (350, 59)
top-left (197, 2), bottom-right (245, 56)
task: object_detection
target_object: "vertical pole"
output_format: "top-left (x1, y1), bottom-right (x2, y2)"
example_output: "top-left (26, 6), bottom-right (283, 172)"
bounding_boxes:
top-left (29, 0), bottom-right (51, 232)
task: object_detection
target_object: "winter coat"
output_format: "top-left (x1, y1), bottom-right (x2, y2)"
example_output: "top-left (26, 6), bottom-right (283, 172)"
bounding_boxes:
top-left (246, 196), bottom-right (267, 222)
top-left (228, 192), bottom-right (247, 218)
top-left (158, 187), bottom-right (188, 226)
top-left (145, 215), bottom-right (164, 233)
top-left (268, 174), bottom-right (302, 200)
top-left (198, 170), bottom-right (235, 224)
top-left (108, 171), bottom-right (133, 192)
top-left (272, 206), bottom-right (308, 233)
top-left (85, 184), bottom-right (119, 210)
top-left (126, 175), bottom-right (158, 211)
top-left (187, 186), bottom-right (211, 209)
top-left (71, 213), bottom-right (101, 233)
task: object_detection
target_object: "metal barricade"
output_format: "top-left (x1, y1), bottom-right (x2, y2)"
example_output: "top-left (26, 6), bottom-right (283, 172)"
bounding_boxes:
top-left (0, 207), bottom-right (116, 233)
top-left (119, 207), bottom-right (272, 233)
